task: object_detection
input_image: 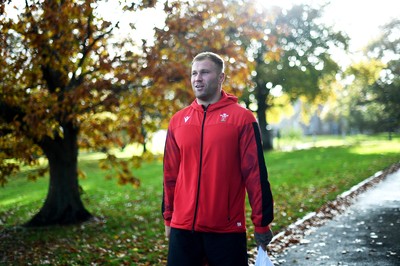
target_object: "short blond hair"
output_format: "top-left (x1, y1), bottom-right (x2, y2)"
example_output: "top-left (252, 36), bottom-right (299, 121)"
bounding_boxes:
top-left (192, 52), bottom-right (225, 73)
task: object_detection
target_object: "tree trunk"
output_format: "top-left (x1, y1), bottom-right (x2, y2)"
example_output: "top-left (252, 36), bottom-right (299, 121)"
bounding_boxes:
top-left (257, 110), bottom-right (274, 150)
top-left (25, 123), bottom-right (92, 227)
top-left (254, 45), bottom-right (273, 151)
top-left (256, 98), bottom-right (274, 150)
top-left (255, 80), bottom-right (273, 151)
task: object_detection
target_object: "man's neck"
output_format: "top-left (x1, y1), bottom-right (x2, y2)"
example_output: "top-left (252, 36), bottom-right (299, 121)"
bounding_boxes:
top-left (196, 90), bottom-right (222, 106)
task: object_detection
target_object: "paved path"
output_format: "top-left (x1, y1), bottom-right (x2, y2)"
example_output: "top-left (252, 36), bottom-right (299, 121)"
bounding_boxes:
top-left (270, 169), bottom-right (400, 265)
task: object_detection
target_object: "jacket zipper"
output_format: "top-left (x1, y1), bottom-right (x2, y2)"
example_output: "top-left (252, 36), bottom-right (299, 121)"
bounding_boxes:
top-left (192, 105), bottom-right (208, 232)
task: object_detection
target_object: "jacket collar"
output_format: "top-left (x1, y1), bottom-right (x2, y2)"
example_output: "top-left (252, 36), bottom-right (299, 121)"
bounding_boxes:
top-left (190, 90), bottom-right (238, 112)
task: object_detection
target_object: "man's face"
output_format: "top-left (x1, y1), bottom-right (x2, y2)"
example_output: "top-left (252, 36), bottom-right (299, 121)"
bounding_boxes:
top-left (191, 59), bottom-right (224, 104)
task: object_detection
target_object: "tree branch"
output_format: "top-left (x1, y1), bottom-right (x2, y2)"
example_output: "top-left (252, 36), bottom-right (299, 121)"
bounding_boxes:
top-left (68, 16), bottom-right (118, 91)
top-left (0, 101), bottom-right (25, 124)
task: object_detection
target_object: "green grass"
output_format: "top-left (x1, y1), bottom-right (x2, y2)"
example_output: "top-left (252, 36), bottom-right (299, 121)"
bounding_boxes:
top-left (1, 134), bottom-right (399, 265)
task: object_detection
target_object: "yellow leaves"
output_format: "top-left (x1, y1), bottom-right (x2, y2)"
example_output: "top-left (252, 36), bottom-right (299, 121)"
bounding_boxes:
top-left (267, 93), bottom-right (293, 124)
top-left (46, 122), bottom-right (64, 140)
top-left (99, 159), bottom-right (111, 171)
top-left (346, 59), bottom-right (385, 86)
top-left (117, 172), bottom-right (140, 188)
top-left (27, 166), bottom-right (48, 182)
top-left (78, 168), bottom-right (87, 179)
top-left (264, 49), bottom-right (282, 63)
top-left (0, 162), bottom-right (20, 187)
top-left (99, 153), bottom-right (141, 188)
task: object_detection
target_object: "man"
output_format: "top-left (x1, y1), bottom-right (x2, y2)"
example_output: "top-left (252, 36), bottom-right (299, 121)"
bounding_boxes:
top-left (162, 51), bottom-right (274, 265)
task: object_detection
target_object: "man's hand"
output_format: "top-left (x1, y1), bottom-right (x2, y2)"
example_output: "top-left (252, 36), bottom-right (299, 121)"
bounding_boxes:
top-left (255, 229), bottom-right (273, 251)
top-left (165, 225), bottom-right (171, 239)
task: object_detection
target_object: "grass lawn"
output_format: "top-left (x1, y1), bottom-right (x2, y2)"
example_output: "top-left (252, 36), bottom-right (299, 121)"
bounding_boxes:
top-left (0, 134), bottom-right (399, 265)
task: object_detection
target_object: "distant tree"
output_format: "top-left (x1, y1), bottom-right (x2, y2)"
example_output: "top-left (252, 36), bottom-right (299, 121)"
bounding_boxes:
top-left (367, 19), bottom-right (400, 135)
top-left (245, 4), bottom-right (348, 149)
top-left (344, 60), bottom-right (386, 133)
top-left (0, 0), bottom-right (160, 226)
top-left (341, 19), bottom-right (400, 135)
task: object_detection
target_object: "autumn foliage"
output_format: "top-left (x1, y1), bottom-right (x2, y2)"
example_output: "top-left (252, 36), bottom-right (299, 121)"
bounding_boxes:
top-left (142, 0), bottom-right (275, 108)
top-left (1, 0), bottom-right (348, 226)
top-left (0, 0), bottom-right (274, 226)
top-left (0, 0), bottom-right (160, 226)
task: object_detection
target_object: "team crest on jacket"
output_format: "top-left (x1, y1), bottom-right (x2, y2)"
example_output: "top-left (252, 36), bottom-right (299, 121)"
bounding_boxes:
top-left (220, 113), bottom-right (229, 122)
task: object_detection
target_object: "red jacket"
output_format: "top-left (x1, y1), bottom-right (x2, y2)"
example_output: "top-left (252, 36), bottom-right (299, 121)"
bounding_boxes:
top-left (162, 91), bottom-right (273, 233)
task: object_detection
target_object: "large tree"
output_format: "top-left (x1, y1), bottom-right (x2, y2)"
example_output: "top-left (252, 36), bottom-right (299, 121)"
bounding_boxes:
top-left (367, 19), bottom-right (400, 134)
top-left (340, 19), bottom-right (400, 135)
top-left (343, 60), bottom-right (385, 133)
top-left (245, 4), bottom-right (348, 149)
top-left (142, 0), bottom-right (276, 112)
top-left (144, 1), bottom-right (348, 150)
top-left (0, 0), bottom-right (160, 226)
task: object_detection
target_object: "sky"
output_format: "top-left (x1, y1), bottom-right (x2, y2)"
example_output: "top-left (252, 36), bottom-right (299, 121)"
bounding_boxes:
top-left (8, 0), bottom-right (399, 55)
top-left (259, 0), bottom-right (400, 66)
top-left (96, 0), bottom-right (400, 66)
top-left (306, 0), bottom-right (399, 51)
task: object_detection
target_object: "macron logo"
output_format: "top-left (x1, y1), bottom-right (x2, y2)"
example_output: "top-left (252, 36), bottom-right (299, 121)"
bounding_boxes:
top-left (184, 116), bottom-right (190, 123)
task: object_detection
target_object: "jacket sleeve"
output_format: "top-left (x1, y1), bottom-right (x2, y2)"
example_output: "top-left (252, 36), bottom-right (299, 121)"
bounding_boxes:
top-left (240, 121), bottom-right (274, 233)
top-left (162, 126), bottom-right (181, 226)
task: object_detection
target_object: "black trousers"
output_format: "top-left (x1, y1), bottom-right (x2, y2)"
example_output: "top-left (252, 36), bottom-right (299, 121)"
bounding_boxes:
top-left (167, 228), bottom-right (248, 266)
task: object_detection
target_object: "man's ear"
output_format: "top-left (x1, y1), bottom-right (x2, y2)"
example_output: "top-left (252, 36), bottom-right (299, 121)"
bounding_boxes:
top-left (219, 72), bottom-right (226, 84)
